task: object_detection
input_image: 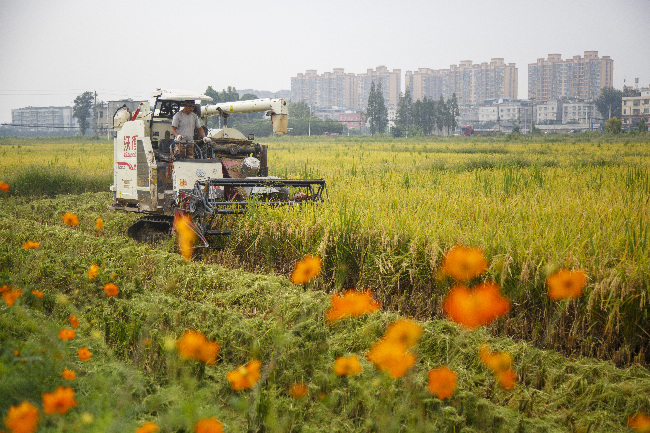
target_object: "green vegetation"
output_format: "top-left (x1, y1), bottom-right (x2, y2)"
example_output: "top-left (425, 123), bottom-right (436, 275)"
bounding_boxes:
top-left (1, 136), bottom-right (649, 432)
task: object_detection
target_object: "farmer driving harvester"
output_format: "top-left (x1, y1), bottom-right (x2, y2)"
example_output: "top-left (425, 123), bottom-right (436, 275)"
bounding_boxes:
top-left (171, 99), bottom-right (211, 159)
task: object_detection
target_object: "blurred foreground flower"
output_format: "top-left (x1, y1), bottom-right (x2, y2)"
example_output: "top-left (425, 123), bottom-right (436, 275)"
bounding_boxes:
top-left (77, 347), bottom-right (92, 361)
top-left (479, 344), bottom-right (516, 390)
top-left (442, 245), bottom-right (488, 282)
top-left (427, 366), bottom-right (458, 400)
top-left (58, 329), bottom-right (76, 341)
top-left (628, 413), bottom-right (650, 432)
top-left (383, 319), bottom-right (422, 348)
top-left (2, 288), bottom-right (22, 306)
top-left (442, 282), bottom-right (510, 329)
top-left (176, 330), bottom-right (220, 365)
top-left (290, 255), bottom-right (322, 285)
top-left (95, 217), bottom-right (104, 230)
top-left (3, 401), bottom-right (39, 433)
top-left (333, 355), bottom-right (363, 377)
top-left (21, 240), bottom-right (40, 249)
top-left (0, 181), bottom-right (9, 192)
top-left (174, 214), bottom-right (197, 260)
top-left (88, 264), bottom-right (100, 280)
top-left (326, 289), bottom-right (381, 322)
top-left (288, 382), bottom-right (309, 399)
top-left (227, 359), bottom-right (262, 390)
top-left (69, 315), bottom-right (79, 328)
top-left (42, 386), bottom-right (77, 415)
top-left (194, 418), bottom-right (223, 433)
top-left (367, 340), bottom-right (417, 379)
top-left (31, 290), bottom-right (44, 299)
top-left (61, 212), bottom-right (79, 226)
top-left (547, 268), bottom-right (587, 300)
top-left (136, 421), bottom-right (160, 433)
top-left (61, 368), bottom-right (76, 381)
top-left (103, 282), bottom-right (118, 297)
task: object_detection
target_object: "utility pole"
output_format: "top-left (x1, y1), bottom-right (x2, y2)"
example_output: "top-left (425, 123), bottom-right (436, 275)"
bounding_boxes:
top-left (93, 90), bottom-right (98, 139)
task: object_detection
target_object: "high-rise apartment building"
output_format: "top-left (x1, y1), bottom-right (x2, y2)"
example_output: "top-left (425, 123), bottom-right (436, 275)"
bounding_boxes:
top-left (291, 66), bottom-right (400, 110)
top-left (528, 51), bottom-right (613, 102)
top-left (405, 58), bottom-right (518, 106)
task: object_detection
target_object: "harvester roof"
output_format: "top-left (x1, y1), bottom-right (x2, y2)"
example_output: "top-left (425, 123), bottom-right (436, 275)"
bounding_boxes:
top-left (152, 88), bottom-right (213, 102)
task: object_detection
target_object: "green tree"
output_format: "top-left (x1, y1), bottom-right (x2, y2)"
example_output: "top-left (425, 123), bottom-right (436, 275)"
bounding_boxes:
top-left (367, 81), bottom-right (388, 134)
top-left (73, 91), bottom-right (94, 136)
top-left (396, 89), bottom-right (412, 133)
top-left (605, 116), bottom-right (622, 134)
top-left (595, 87), bottom-right (623, 120)
top-left (288, 100), bottom-right (311, 119)
top-left (447, 93), bottom-right (459, 134)
top-left (639, 119), bottom-right (648, 133)
top-left (436, 96), bottom-right (447, 134)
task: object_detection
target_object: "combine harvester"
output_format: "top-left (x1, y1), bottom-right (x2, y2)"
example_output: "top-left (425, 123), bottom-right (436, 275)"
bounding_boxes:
top-left (110, 89), bottom-right (326, 246)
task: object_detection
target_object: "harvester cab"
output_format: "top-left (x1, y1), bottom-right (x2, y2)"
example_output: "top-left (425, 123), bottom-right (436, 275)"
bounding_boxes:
top-left (110, 89), bottom-right (326, 245)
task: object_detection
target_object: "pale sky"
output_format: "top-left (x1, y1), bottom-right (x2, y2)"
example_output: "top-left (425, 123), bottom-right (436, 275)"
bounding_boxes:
top-left (1, 0), bottom-right (649, 123)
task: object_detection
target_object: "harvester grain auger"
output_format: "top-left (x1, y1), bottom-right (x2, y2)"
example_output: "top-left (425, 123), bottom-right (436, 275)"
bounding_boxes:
top-left (110, 89), bottom-right (326, 246)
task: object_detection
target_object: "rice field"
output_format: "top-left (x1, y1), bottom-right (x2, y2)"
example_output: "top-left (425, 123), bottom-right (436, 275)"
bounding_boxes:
top-left (1, 135), bottom-right (649, 432)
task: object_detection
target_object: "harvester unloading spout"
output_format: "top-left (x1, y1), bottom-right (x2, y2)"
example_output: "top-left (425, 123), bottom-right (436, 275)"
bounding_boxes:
top-left (109, 89), bottom-right (325, 248)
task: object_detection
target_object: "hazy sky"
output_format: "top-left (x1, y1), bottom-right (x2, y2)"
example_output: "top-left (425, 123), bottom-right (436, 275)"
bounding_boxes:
top-left (1, 0), bottom-right (649, 123)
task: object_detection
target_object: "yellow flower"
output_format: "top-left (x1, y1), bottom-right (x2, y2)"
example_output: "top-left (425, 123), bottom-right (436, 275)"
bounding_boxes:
top-left (174, 214), bottom-right (197, 260)
top-left (42, 386), bottom-right (77, 415)
top-left (325, 289), bottom-right (381, 322)
top-left (176, 330), bottom-right (220, 365)
top-left (88, 264), bottom-right (100, 280)
top-left (194, 418), bottom-right (223, 433)
top-left (95, 217), bottom-right (104, 230)
top-left (442, 245), bottom-right (488, 282)
top-left (427, 366), bottom-right (458, 400)
top-left (21, 240), bottom-right (40, 249)
top-left (3, 401), bottom-right (39, 433)
top-left (290, 255), bottom-right (322, 285)
top-left (61, 212), bottom-right (79, 226)
top-left (382, 319), bottom-right (422, 348)
top-left (226, 360), bottom-right (262, 390)
top-left (333, 355), bottom-right (363, 377)
top-left (547, 268), bottom-right (587, 300)
top-left (366, 340), bottom-right (416, 379)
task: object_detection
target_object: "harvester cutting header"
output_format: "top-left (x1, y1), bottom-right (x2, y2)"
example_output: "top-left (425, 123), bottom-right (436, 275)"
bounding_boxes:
top-left (110, 89), bottom-right (326, 246)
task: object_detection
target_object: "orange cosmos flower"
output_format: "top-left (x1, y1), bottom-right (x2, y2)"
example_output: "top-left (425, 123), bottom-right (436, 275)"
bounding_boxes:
top-left (42, 386), bottom-right (77, 415)
top-left (628, 413), bottom-right (650, 433)
top-left (69, 315), bottom-right (79, 328)
top-left (427, 366), bottom-right (458, 400)
top-left (0, 181), bottom-right (9, 192)
top-left (288, 382), bottom-right (309, 399)
top-left (290, 255), bottom-right (322, 285)
top-left (61, 368), bottom-right (76, 381)
top-left (0, 284), bottom-right (11, 293)
top-left (103, 282), bottom-right (118, 297)
top-left (442, 282), bottom-right (510, 329)
top-left (547, 268), bottom-right (587, 300)
top-left (95, 217), bottom-right (104, 230)
top-left (31, 290), bottom-right (44, 299)
top-left (21, 240), bottom-right (40, 249)
top-left (479, 345), bottom-right (513, 373)
top-left (496, 368), bottom-right (517, 390)
top-left (176, 330), bottom-right (220, 365)
top-left (333, 355), bottom-right (363, 377)
top-left (366, 340), bottom-right (417, 379)
top-left (194, 417), bottom-right (224, 433)
top-left (77, 347), bottom-right (92, 361)
top-left (58, 329), bottom-right (76, 341)
top-left (174, 214), bottom-right (197, 260)
top-left (2, 288), bottom-right (22, 306)
top-left (383, 319), bottom-right (423, 348)
top-left (3, 401), bottom-right (39, 433)
top-left (88, 264), bottom-right (100, 280)
top-left (226, 359), bottom-right (262, 390)
top-left (136, 421), bottom-right (160, 433)
top-left (61, 212), bottom-right (79, 226)
top-left (442, 245), bottom-right (488, 282)
top-left (325, 289), bottom-right (381, 322)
